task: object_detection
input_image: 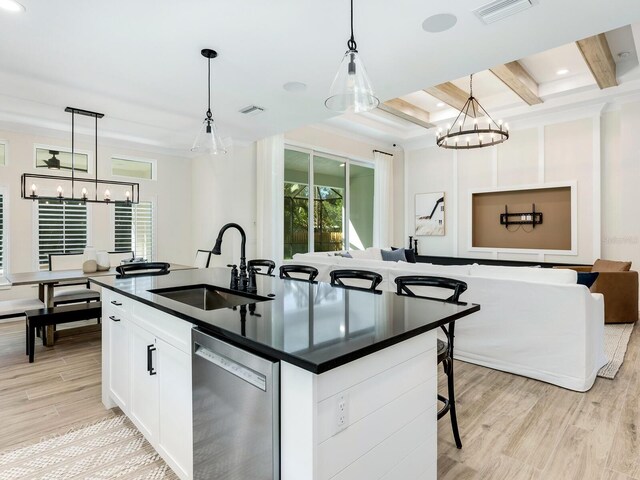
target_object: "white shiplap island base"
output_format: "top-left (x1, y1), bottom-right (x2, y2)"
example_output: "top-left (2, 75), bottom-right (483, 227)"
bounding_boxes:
top-left (281, 331), bottom-right (437, 480)
top-left (94, 268), bottom-right (478, 480)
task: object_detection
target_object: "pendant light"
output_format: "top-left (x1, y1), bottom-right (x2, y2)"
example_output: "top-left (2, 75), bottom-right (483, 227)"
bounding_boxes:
top-left (436, 74), bottom-right (509, 150)
top-left (191, 49), bottom-right (226, 155)
top-left (325, 0), bottom-right (379, 113)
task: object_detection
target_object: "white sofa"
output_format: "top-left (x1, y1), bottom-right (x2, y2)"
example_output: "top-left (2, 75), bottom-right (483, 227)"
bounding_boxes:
top-left (289, 250), bottom-right (606, 392)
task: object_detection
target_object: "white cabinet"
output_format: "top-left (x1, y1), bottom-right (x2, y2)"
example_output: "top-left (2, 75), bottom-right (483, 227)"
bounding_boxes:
top-left (129, 322), bottom-right (160, 440)
top-left (107, 308), bottom-right (129, 409)
top-left (102, 290), bottom-right (193, 480)
top-left (102, 290), bottom-right (130, 411)
top-left (157, 338), bottom-right (192, 479)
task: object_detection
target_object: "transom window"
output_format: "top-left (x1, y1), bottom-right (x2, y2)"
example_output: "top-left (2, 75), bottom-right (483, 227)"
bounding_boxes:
top-left (37, 200), bottom-right (88, 269)
top-left (111, 157), bottom-right (154, 180)
top-left (0, 142), bottom-right (6, 166)
top-left (35, 147), bottom-right (89, 172)
top-left (114, 201), bottom-right (154, 260)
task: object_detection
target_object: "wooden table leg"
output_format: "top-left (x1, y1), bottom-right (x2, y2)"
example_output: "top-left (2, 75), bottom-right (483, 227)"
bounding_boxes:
top-left (44, 284), bottom-right (55, 347)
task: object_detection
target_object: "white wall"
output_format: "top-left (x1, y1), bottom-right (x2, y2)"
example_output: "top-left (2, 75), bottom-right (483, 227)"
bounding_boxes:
top-left (285, 125), bottom-right (406, 247)
top-left (190, 144), bottom-right (257, 268)
top-left (0, 128), bottom-right (192, 300)
top-left (404, 110), bottom-right (609, 264)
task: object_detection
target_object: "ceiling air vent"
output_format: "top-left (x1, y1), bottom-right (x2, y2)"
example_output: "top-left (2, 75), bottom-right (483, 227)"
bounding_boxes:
top-left (474, 0), bottom-right (538, 24)
top-left (239, 105), bottom-right (265, 116)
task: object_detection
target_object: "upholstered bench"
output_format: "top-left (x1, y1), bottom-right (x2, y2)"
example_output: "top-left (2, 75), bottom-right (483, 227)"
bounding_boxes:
top-left (0, 298), bottom-right (46, 321)
top-left (25, 302), bottom-right (102, 363)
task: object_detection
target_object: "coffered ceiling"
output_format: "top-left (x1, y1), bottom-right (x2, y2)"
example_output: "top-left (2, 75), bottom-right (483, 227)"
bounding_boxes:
top-left (327, 23), bottom-right (640, 146)
top-left (0, 1), bottom-right (639, 154)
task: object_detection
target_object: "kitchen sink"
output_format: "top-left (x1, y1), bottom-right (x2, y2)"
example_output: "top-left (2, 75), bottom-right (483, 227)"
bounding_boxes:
top-left (149, 284), bottom-right (272, 311)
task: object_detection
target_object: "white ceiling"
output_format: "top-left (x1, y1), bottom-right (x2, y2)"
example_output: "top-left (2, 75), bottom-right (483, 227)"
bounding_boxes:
top-left (1, 0), bottom-right (640, 154)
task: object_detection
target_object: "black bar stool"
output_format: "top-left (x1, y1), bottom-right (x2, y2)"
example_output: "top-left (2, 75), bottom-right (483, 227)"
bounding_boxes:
top-left (279, 264), bottom-right (319, 282)
top-left (394, 275), bottom-right (468, 449)
top-left (329, 269), bottom-right (383, 292)
top-left (248, 259), bottom-right (276, 276)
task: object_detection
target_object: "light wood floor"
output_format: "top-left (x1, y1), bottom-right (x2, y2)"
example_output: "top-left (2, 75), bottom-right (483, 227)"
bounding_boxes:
top-left (1, 319), bottom-right (638, 479)
top-left (438, 326), bottom-right (640, 479)
top-left (0, 319), bottom-right (115, 451)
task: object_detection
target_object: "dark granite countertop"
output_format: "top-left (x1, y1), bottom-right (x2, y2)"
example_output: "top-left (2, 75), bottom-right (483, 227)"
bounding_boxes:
top-left (90, 268), bottom-right (480, 374)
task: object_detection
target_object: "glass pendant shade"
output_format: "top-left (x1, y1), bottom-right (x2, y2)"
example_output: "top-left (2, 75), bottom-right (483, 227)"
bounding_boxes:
top-left (325, 50), bottom-right (379, 113)
top-left (191, 118), bottom-right (226, 155)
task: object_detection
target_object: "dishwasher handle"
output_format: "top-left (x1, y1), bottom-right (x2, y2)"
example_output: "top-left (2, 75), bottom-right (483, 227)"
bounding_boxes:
top-left (194, 343), bottom-right (267, 391)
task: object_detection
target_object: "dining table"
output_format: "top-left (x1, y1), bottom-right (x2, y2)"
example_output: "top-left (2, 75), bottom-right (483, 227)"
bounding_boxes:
top-left (7, 263), bottom-right (194, 346)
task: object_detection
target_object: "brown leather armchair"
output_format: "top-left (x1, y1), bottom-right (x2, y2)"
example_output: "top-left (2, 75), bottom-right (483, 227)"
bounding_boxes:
top-left (559, 265), bottom-right (638, 324)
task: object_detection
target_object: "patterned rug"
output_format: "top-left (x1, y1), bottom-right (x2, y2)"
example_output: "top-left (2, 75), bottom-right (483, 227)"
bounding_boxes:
top-left (597, 323), bottom-right (635, 379)
top-left (0, 414), bottom-right (177, 480)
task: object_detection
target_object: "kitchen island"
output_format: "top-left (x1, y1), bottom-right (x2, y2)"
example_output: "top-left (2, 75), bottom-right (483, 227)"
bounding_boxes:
top-left (91, 267), bottom-right (479, 480)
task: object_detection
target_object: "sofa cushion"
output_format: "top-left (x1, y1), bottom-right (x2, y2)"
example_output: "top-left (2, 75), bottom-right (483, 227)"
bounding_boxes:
top-left (396, 261), bottom-right (471, 277)
top-left (392, 247), bottom-right (416, 263)
top-left (469, 264), bottom-right (577, 284)
top-left (592, 259), bottom-right (632, 272)
top-left (381, 248), bottom-right (407, 262)
top-left (577, 272), bottom-right (599, 288)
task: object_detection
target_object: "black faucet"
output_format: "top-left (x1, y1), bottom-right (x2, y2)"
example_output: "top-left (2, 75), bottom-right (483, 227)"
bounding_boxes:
top-left (212, 223), bottom-right (255, 292)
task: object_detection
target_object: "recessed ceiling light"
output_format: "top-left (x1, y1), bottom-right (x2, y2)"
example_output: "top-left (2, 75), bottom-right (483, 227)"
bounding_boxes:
top-left (339, 163), bottom-right (345, 167)
top-left (283, 81), bottom-right (307, 93)
top-left (0, 0), bottom-right (26, 12)
top-left (422, 13), bottom-right (457, 33)
top-left (436, 102), bottom-right (445, 107)
top-left (556, 69), bottom-right (569, 76)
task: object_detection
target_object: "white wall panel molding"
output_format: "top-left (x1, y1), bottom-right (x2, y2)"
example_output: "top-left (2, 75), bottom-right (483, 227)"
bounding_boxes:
top-left (592, 107), bottom-right (605, 261)
top-left (452, 151), bottom-right (458, 257)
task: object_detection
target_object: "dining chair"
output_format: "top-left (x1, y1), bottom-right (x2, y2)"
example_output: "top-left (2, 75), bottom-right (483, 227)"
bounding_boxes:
top-left (109, 250), bottom-right (135, 265)
top-left (279, 264), bottom-right (319, 282)
top-left (194, 249), bottom-right (213, 268)
top-left (394, 275), bottom-right (468, 449)
top-left (329, 269), bottom-right (383, 292)
top-left (48, 252), bottom-right (101, 306)
top-left (248, 259), bottom-right (276, 276)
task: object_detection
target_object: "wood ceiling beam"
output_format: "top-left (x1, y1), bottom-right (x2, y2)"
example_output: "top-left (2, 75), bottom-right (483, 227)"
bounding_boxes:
top-left (377, 98), bottom-right (435, 129)
top-left (423, 82), bottom-right (476, 118)
top-left (576, 34), bottom-right (618, 89)
top-left (490, 61), bottom-right (543, 105)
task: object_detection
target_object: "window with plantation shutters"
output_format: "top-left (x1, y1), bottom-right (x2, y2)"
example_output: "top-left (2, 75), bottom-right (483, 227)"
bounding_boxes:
top-left (0, 193), bottom-right (5, 277)
top-left (37, 200), bottom-right (88, 269)
top-left (114, 201), bottom-right (154, 261)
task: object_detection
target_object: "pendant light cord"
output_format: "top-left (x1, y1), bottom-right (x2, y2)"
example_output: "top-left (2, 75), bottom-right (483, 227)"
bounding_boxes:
top-left (206, 56), bottom-right (212, 120)
top-left (347, 0), bottom-right (357, 51)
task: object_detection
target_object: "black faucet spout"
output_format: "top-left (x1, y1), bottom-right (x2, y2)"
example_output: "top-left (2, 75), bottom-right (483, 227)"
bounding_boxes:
top-left (211, 223), bottom-right (248, 289)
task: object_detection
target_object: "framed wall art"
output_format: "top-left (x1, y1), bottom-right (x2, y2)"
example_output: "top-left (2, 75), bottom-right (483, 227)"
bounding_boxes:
top-left (415, 192), bottom-right (445, 236)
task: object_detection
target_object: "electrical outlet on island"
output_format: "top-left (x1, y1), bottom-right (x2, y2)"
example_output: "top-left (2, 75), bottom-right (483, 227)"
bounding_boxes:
top-left (335, 393), bottom-right (349, 434)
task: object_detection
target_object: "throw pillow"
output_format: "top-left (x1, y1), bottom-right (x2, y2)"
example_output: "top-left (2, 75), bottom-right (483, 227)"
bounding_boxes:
top-left (592, 259), bottom-right (632, 272)
top-left (404, 249), bottom-right (417, 264)
top-left (391, 246), bottom-right (417, 263)
top-left (337, 251), bottom-right (352, 258)
top-left (577, 272), bottom-right (599, 288)
top-left (381, 248), bottom-right (407, 262)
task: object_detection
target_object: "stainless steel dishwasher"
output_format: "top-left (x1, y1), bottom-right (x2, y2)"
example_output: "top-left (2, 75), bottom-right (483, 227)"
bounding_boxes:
top-left (192, 328), bottom-right (280, 480)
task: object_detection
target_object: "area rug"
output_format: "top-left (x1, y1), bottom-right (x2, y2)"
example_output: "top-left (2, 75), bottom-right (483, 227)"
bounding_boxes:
top-left (597, 323), bottom-right (634, 379)
top-left (0, 414), bottom-right (177, 479)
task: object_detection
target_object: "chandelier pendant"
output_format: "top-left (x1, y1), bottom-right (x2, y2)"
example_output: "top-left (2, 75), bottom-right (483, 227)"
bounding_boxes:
top-left (436, 74), bottom-right (509, 150)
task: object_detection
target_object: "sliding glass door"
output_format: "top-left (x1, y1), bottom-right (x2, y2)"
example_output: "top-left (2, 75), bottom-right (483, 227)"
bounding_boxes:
top-left (284, 147), bottom-right (374, 259)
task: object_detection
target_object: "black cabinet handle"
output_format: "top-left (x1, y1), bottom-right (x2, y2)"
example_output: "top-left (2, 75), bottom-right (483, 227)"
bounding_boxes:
top-left (109, 315), bottom-right (120, 322)
top-left (147, 344), bottom-right (157, 376)
top-left (110, 300), bottom-right (123, 306)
